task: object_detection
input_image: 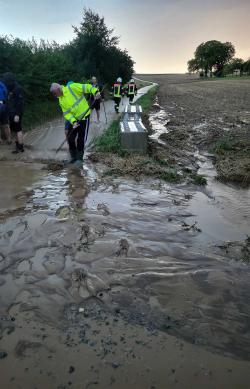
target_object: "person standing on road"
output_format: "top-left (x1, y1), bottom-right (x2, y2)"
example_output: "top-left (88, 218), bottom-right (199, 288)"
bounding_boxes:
top-left (89, 76), bottom-right (104, 123)
top-left (50, 82), bottom-right (101, 165)
top-left (126, 78), bottom-right (137, 104)
top-left (2, 73), bottom-right (24, 153)
top-left (111, 77), bottom-right (124, 113)
top-left (0, 79), bottom-right (11, 145)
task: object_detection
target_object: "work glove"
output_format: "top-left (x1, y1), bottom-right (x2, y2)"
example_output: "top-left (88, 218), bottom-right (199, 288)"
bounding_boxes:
top-left (95, 92), bottom-right (101, 100)
top-left (14, 115), bottom-right (19, 123)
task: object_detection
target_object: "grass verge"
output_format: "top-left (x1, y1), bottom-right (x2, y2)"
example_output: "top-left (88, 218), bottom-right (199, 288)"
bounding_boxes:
top-left (94, 119), bottom-right (121, 154)
top-left (135, 85), bottom-right (158, 112)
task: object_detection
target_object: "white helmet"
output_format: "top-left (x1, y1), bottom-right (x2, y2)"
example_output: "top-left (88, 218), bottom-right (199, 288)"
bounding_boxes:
top-left (130, 78), bottom-right (135, 83)
top-left (117, 77), bottom-right (122, 83)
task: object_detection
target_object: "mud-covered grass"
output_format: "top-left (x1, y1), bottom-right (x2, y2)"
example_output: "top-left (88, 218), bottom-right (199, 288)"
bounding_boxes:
top-left (211, 134), bottom-right (250, 186)
top-left (89, 152), bottom-right (182, 183)
top-left (89, 152), bottom-right (208, 185)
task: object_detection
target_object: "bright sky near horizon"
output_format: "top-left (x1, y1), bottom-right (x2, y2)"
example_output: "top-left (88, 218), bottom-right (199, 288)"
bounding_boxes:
top-left (0, 0), bottom-right (249, 73)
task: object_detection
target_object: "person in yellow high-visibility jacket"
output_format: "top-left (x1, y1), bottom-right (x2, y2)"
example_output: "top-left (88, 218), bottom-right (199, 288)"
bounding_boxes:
top-left (50, 82), bottom-right (101, 164)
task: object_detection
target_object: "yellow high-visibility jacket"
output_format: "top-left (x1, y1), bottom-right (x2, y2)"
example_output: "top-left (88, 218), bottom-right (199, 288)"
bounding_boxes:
top-left (59, 83), bottom-right (98, 124)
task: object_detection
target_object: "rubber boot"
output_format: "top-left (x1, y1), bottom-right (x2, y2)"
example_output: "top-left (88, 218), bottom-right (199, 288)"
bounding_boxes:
top-left (77, 151), bottom-right (84, 161)
top-left (19, 143), bottom-right (24, 152)
top-left (73, 151), bottom-right (84, 168)
top-left (68, 149), bottom-right (77, 164)
top-left (12, 141), bottom-right (19, 154)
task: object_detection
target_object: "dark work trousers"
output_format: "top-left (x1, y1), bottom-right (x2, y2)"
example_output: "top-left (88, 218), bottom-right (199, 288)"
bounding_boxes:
top-left (114, 97), bottom-right (121, 112)
top-left (67, 115), bottom-right (90, 153)
top-left (128, 94), bottom-right (135, 103)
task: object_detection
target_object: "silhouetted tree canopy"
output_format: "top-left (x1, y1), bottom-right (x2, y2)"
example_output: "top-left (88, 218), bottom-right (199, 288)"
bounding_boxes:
top-left (187, 40), bottom-right (235, 77)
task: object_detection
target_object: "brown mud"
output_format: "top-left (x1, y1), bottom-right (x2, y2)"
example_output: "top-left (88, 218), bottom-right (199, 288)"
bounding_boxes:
top-left (138, 74), bottom-right (250, 186)
top-left (0, 80), bottom-right (250, 388)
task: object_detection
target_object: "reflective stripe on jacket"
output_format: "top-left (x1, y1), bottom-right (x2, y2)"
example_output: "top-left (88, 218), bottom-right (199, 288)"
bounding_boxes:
top-left (113, 83), bottom-right (122, 98)
top-left (128, 83), bottom-right (135, 95)
top-left (59, 83), bottom-right (98, 124)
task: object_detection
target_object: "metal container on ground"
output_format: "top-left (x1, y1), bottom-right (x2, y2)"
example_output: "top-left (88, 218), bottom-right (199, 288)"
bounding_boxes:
top-left (120, 105), bottom-right (147, 154)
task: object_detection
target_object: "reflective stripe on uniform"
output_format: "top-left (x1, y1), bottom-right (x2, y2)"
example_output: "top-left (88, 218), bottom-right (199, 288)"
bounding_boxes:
top-left (65, 87), bottom-right (85, 113)
top-left (67, 115), bottom-right (75, 122)
top-left (77, 109), bottom-right (90, 121)
top-left (68, 85), bottom-right (78, 100)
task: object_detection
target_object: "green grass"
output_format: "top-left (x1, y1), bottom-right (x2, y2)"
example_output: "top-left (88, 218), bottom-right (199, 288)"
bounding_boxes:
top-left (212, 137), bottom-right (235, 154)
top-left (135, 85), bottom-right (158, 112)
top-left (23, 100), bottom-right (61, 131)
top-left (159, 170), bottom-right (180, 183)
top-left (191, 174), bottom-right (207, 186)
top-left (94, 119), bottom-right (121, 153)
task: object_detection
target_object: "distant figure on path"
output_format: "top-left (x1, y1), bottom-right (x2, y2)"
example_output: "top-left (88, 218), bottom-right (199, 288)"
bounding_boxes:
top-left (111, 77), bottom-right (124, 113)
top-left (89, 76), bottom-right (104, 123)
top-left (126, 78), bottom-right (137, 104)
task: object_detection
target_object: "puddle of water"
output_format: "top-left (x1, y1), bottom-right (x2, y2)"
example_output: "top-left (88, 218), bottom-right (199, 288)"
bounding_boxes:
top-left (189, 154), bottom-right (250, 243)
top-left (0, 161), bottom-right (46, 212)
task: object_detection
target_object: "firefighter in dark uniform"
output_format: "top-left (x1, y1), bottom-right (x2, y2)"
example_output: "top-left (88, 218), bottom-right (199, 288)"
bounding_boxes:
top-left (126, 78), bottom-right (137, 103)
top-left (111, 77), bottom-right (124, 113)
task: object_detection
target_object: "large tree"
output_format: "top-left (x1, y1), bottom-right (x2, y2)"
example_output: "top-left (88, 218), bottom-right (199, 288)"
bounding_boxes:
top-left (188, 40), bottom-right (235, 77)
top-left (243, 59), bottom-right (250, 75)
top-left (71, 8), bottom-right (134, 83)
top-left (224, 58), bottom-right (244, 75)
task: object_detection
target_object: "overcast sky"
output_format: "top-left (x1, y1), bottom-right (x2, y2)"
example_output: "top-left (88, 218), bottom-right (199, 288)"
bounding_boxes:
top-left (0, 0), bottom-right (249, 73)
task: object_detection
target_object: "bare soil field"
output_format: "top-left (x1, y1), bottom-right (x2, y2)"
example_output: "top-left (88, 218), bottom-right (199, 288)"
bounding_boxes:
top-left (137, 74), bottom-right (250, 186)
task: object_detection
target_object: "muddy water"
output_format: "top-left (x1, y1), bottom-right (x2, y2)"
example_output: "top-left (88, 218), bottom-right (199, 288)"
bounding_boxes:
top-left (1, 106), bottom-right (250, 387)
top-left (190, 154), bottom-right (250, 244)
top-left (0, 162), bottom-right (45, 213)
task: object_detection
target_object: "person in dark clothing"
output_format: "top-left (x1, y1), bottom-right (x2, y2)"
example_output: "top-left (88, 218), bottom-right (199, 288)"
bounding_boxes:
top-left (0, 80), bottom-right (11, 144)
top-left (125, 78), bottom-right (137, 103)
top-left (3, 73), bottom-right (24, 153)
top-left (89, 76), bottom-right (104, 122)
top-left (111, 77), bottom-right (124, 113)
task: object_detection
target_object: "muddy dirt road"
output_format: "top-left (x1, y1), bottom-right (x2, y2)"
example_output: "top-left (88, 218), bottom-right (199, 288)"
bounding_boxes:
top-left (0, 80), bottom-right (250, 389)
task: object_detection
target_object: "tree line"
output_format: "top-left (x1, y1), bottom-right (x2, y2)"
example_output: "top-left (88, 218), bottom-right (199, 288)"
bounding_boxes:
top-left (0, 8), bottom-right (134, 128)
top-left (188, 40), bottom-right (250, 77)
